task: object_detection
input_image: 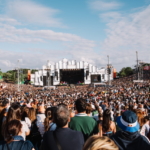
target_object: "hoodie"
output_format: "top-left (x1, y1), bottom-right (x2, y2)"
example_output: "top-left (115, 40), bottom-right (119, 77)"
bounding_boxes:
top-left (110, 131), bottom-right (150, 150)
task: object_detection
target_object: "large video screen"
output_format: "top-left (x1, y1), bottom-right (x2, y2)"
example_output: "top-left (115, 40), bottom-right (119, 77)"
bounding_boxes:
top-left (91, 75), bottom-right (101, 83)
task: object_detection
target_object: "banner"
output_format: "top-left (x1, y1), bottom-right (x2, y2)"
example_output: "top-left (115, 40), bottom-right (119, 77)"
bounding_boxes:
top-left (27, 70), bottom-right (31, 80)
top-left (113, 68), bottom-right (117, 78)
top-left (0, 76), bottom-right (2, 79)
top-left (143, 66), bottom-right (149, 70)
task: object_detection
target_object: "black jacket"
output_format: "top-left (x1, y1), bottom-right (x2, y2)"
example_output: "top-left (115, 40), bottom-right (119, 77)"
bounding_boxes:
top-left (40, 128), bottom-right (84, 150)
top-left (110, 131), bottom-right (150, 150)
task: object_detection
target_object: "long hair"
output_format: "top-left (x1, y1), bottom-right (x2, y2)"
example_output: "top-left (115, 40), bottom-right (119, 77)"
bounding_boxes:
top-left (28, 108), bottom-right (36, 123)
top-left (5, 104), bottom-right (21, 124)
top-left (102, 109), bottom-right (111, 132)
top-left (21, 106), bottom-right (29, 121)
top-left (4, 119), bottom-right (22, 143)
top-left (135, 109), bottom-right (146, 127)
top-left (44, 107), bottom-right (57, 131)
top-left (83, 135), bottom-right (118, 150)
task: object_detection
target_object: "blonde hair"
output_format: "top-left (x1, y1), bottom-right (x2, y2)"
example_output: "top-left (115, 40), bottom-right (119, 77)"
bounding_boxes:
top-left (83, 135), bottom-right (118, 150)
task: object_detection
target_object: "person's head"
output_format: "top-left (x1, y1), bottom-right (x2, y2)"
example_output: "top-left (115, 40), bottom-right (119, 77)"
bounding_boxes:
top-left (83, 135), bottom-right (118, 150)
top-left (142, 116), bottom-right (150, 124)
top-left (86, 103), bottom-right (93, 115)
top-left (75, 98), bottom-right (87, 113)
top-left (102, 109), bottom-right (111, 132)
top-left (21, 106), bottom-right (29, 121)
top-left (37, 103), bottom-right (45, 113)
top-left (116, 110), bottom-right (140, 132)
top-left (2, 99), bottom-right (9, 108)
top-left (28, 107), bottom-right (36, 123)
top-left (135, 109), bottom-right (146, 127)
top-left (6, 104), bottom-right (21, 123)
top-left (4, 119), bottom-right (22, 143)
top-left (53, 105), bottom-right (70, 128)
top-left (44, 107), bottom-right (57, 131)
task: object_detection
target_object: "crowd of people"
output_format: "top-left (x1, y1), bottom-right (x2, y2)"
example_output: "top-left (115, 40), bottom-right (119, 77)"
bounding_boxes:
top-left (0, 76), bottom-right (150, 150)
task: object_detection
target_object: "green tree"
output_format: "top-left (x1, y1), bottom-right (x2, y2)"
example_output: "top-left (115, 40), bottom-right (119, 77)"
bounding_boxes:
top-left (119, 67), bottom-right (133, 77)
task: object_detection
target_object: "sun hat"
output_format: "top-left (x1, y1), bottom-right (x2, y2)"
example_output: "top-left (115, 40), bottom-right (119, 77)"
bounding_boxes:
top-left (117, 110), bottom-right (140, 132)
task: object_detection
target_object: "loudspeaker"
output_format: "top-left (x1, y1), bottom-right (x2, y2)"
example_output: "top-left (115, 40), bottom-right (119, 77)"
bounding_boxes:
top-left (55, 71), bottom-right (58, 80)
top-left (86, 70), bottom-right (89, 79)
top-left (47, 72), bottom-right (50, 77)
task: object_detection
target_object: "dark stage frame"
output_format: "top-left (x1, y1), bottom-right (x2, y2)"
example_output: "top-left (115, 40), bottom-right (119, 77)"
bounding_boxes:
top-left (60, 69), bottom-right (84, 84)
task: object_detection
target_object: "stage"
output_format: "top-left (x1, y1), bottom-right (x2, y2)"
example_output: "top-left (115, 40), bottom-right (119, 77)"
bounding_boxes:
top-left (60, 69), bottom-right (84, 84)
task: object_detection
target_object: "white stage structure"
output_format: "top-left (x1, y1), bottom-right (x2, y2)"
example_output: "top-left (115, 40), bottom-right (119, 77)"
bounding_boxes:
top-left (31, 59), bottom-right (114, 86)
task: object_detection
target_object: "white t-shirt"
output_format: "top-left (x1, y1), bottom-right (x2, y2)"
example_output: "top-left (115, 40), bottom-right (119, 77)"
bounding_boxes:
top-left (140, 124), bottom-right (150, 136)
top-left (21, 121), bottom-right (30, 141)
top-left (25, 117), bottom-right (31, 129)
top-left (36, 114), bottom-right (46, 137)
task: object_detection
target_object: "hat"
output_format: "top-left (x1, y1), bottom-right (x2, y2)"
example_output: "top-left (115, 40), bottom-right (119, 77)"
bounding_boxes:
top-left (117, 110), bottom-right (139, 132)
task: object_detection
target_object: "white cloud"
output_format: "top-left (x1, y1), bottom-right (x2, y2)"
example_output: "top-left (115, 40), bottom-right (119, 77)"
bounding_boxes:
top-left (89, 0), bottom-right (122, 11)
top-left (3, 0), bottom-right (64, 27)
top-left (99, 5), bottom-right (150, 70)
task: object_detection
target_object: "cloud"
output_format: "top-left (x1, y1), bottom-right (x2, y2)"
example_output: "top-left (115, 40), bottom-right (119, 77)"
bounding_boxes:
top-left (0, 21), bottom-right (96, 47)
top-left (3, 0), bottom-right (65, 28)
top-left (99, 5), bottom-right (150, 70)
top-left (89, 0), bottom-right (122, 11)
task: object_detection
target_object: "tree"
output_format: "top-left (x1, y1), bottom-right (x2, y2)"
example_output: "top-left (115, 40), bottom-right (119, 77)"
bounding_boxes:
top-left (119, 67), bottom-right (133, 77)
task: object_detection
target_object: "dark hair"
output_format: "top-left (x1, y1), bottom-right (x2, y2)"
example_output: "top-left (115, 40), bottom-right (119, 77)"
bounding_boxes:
top-left (21, 106), bottom-right (29, 121)
top-left (143, 116), bottom-right (150, 124)
top-left (44, 107), bottom-right (57, 131)
top-left (75, 98), bottom-right (87, 113)
top-left (2, 100), bottom-right (9, 107)
top-left (4, 119), bottom-right (22, 143)
top-left (5, 104), bottom-right (21, 125)
top-left (102, 109), bottom-right (111, 132)
top-left (86, 103), bottom-right (92, 114)
top-left (53, 105), bottom-right (69, 127)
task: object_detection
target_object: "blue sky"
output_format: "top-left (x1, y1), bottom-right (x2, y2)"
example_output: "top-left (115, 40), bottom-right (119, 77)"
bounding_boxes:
top-left (0, 0), bottom-right (150, 72)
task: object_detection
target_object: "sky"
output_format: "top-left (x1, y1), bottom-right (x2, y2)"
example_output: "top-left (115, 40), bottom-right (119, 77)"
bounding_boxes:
top-left (0, 0), bottom-right (150, 72)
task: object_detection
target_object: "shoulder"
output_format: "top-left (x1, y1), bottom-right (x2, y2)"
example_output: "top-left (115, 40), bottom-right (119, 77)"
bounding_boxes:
top-left (139, 134), bottom-right (150, 143)
top-left (23, 140), bottom-right (34, 148)
top-left (110, 131), bottom-right (122, 139)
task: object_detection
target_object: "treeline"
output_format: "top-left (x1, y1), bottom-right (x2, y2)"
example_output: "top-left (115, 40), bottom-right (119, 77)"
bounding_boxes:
top-left (118, 67), bottom-right (134, 77)
top-left (0, 69), bottom-right (38, 83)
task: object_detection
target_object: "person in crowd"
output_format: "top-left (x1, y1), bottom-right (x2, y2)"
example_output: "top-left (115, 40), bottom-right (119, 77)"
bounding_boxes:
top-left (44, 107), bottom-right (57, 132)
top-left (83, 135), bottom-right (118, 150)
top-left (36, 103), bottom-right (46, 137)
top-left (85, 103), bottom-right (93, 116)
top-left (0, 108), bottom-right (7, 140)
top-left (3, 104), bottom-right (30, 141)
top-left (2, 99), bottom-right (10, 111)
top-left (140, 116), bottom-right (150, 138)
top-left (69, 98), bottom-right (98, 141)
top-left (99, 109), bottom-right (116, 137)
top-left (40, 105), bottom-right (84, 150)
top-left (110, 110), bottom-right (150, 150)
top-left (21, 106), bottom-right (31, 129)
top-left (0, 119), bottom-right (35, 150)
top-left (27, 107), bottom-right (42, 150)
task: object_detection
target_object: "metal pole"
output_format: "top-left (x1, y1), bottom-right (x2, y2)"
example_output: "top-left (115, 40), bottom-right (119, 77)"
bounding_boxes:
top-left (18, 60), bottom-right (20, 92)
top-left (107, 55), bottom-right (111, 86)
top-left (136, 51), bottom-right (139, 80)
